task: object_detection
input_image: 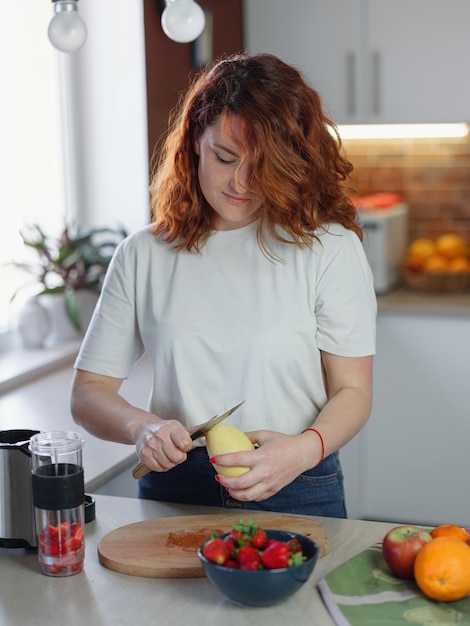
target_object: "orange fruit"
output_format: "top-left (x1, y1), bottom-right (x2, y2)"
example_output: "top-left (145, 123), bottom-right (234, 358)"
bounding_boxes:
top-left (423, 254), bottom-right (449, 273)
top-left (430, 524), bottom-right (470, 542)
top-left (448, 256), bottom-right (470, 273)
top-left (414, 536), bottom-right (470, 602)
top-left (435, 233), bottom-right (469, 260)
top-left (406, 238), bottom-right (436, 260)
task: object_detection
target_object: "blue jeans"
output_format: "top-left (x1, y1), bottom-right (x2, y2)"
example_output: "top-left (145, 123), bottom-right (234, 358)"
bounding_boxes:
top-left (138, 446), bottom-right (347, 518)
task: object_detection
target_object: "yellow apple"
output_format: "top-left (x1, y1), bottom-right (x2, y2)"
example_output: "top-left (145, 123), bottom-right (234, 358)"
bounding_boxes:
top-left (205, 423), bottom-right (254, 477)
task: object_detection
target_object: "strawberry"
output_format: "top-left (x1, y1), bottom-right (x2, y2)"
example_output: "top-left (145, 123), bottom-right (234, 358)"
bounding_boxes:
top-left (250, 528), bottom-right (268, 550)
top-left (261, 539), bottom-right (307, 568)
top-left (39, 534), bottom-right (60, 556)
top-left (224, 533), bottom-right (242, 556)
top-left (229, 519), bottom-right (267, 549)
top-left (237, 545), bottom-right (261, 570)
top-left (200, 520), bottom-right (307, 571)
top-left (228, 528), bottom-right (251, 547)
top-left (288, 550), bottom-right (307, 567)
top-left (202, 537), bottom-right (230, 565)
top-left (260, 540), bottom-right (290, 569)
top-left (70, 523), bottom-right (85, 544)
top-left (43, 524), bottom-right (59, 542)
top-left (288, 538), bottom-right (303, 554)
top-left (63, 537), bottom-right (81, 553)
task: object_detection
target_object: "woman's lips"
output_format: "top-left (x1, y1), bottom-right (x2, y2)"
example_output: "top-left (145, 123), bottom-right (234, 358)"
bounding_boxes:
top-left (222, 192), bottom-right (248, 205)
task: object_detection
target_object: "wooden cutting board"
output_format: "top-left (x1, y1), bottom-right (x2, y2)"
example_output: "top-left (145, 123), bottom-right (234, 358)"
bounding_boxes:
top-left (98, 512), bottom-right (329, 578)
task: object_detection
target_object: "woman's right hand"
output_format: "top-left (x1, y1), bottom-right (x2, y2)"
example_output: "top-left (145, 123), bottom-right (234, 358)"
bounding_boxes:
top-left (71, 369), bottom-right (194, 473)
top-left (135, 419), bottom-right (193, 472)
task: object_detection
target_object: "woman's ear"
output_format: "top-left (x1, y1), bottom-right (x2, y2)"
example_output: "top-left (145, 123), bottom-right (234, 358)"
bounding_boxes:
top-left (193, 131), bottom-right (200, 156)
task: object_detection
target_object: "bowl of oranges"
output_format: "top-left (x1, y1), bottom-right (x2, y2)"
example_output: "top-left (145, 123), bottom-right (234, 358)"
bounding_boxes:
top-left (403, 233), bottom-right (470, 292)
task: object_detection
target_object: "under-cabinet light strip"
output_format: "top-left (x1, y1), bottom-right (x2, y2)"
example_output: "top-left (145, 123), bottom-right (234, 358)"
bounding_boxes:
top-left (337, 123), bottom-right (469, 140)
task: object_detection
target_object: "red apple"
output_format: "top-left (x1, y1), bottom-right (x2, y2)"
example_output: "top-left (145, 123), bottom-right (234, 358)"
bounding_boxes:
top-left (403, 256), bottom-right (425, 273)
top-left (382, 525), bottom-right (432, 579)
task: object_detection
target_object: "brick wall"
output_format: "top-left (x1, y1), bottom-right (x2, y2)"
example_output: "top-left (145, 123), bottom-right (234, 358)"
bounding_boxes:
top-left (343, 135), bottom-right (470, 242)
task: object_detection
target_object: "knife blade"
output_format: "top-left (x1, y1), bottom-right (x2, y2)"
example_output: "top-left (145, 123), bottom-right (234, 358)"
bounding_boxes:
top-left (189, 400), bottom-right (244, 441)
top-left (131, 401), bottom-right (244, 480)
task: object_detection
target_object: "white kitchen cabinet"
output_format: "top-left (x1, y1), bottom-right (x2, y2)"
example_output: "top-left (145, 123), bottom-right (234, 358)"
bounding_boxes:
top-left (244, 0), bottom-right (470, 124)
top-left (341, 310), bottom-right (470, 527)
top-left (367, 0), bottom-right (470, 123)
top-left (244, 0), bottom-right (362, 122)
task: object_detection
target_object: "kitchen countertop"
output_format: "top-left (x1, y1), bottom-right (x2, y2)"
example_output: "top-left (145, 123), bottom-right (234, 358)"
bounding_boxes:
top-left (377, 286), bottom-right (470, 316)
top-left (0, 494), bottom-right (399, 626)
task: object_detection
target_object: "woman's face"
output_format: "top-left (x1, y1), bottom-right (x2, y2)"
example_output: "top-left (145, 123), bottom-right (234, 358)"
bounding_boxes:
top-left (194, 116), bottom-right (263, 230)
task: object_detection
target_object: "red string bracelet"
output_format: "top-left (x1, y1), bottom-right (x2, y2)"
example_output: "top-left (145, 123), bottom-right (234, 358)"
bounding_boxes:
top-left (301, 428), bottom-right (325, 467)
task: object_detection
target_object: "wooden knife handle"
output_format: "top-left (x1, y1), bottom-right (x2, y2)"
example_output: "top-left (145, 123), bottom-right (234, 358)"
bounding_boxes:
top-left (132, 462), bottom-right (151, 479)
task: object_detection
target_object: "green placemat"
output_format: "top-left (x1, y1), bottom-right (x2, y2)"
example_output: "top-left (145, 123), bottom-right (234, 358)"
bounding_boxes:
top-left (317, 543), bottom-right (470, 626)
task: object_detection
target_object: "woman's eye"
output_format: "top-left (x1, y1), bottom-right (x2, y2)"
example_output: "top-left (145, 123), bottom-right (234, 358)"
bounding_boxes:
top-left (215, 152), bottom-right (235, 165)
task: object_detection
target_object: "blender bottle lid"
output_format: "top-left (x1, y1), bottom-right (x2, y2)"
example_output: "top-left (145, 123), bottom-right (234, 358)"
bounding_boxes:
top-left (85, 495), bottom-right (96, 523)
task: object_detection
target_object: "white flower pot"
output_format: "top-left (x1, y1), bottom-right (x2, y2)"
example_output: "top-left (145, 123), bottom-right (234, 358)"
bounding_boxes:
top-left (39, 290), bottom-right (99, 347)
top-left (17, 297), bottom-right (50, 349)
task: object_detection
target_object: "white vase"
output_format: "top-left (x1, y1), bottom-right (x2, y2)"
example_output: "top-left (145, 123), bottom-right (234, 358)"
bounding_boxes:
top-left (17, 297), bottom-right (50, 349)
top-left (39, 290), bottom-right (99, 347)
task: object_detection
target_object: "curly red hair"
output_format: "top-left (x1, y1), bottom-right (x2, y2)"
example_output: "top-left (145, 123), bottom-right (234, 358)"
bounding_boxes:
top-left (150, 53), bottom-right (360, 252)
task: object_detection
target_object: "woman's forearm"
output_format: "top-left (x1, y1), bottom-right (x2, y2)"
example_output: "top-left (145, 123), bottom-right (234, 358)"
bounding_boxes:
top-left (310, 385), bottom-right (371, 457)
top-left (70, 370), bottom-right (157, 445)
top-left (311, 353), bottom-right (373, 458)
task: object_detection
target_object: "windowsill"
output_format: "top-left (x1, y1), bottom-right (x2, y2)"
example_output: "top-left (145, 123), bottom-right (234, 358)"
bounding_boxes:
top-left (0, 339), bottom-right (147, 493)
top-left (0, 340), bottom-right (82, 394)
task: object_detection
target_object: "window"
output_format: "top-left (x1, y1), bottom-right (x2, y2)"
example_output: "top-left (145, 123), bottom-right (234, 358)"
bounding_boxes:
top-left (0, 3), bottom-right (64, 337)
top-left (0, 1), bottom-right (150, 353)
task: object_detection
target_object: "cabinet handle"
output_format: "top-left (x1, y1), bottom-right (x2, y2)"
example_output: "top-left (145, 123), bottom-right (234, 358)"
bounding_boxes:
top-left (371, 51), bottom-right (380, 117)
top-left (346, 51), bottom-right (356, 118)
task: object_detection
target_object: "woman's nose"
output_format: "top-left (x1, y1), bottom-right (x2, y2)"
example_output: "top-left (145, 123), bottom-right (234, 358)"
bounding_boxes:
top-left (231, 164), bottom-right (250, 193)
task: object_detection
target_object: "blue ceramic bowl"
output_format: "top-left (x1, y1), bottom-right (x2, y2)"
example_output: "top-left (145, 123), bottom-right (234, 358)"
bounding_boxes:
top-left (198, 530), bottom-right (319, 607)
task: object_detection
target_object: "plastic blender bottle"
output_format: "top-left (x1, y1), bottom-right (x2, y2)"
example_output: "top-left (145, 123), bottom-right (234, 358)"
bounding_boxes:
top-left (30, 431), bottom-right (85, 576)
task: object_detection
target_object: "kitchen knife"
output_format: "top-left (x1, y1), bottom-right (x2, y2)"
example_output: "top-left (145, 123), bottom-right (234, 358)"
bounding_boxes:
top-left (131, 401), bottom-right (244, 480)
top-left (188, 400), bottom-right (244, 441)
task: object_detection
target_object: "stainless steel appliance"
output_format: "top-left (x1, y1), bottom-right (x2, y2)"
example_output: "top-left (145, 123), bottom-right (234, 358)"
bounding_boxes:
top-left (0, 429), bottom-right (39, 548)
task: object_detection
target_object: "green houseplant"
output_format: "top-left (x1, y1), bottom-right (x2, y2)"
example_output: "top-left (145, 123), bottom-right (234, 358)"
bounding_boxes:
top-left (12, 223), bottom-right (128, 331)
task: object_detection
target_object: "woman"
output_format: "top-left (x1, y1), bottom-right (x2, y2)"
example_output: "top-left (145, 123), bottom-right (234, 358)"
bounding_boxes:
top-left (71, 53), bottom-right (376, 517)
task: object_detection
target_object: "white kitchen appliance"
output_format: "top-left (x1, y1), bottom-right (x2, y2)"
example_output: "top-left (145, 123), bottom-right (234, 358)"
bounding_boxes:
top-left (358, 203), bottom-right (409, 294)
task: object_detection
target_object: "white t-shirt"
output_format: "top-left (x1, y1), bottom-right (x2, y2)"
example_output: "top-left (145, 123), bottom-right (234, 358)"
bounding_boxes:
top-left (75, 221), bottom-right (377, 435)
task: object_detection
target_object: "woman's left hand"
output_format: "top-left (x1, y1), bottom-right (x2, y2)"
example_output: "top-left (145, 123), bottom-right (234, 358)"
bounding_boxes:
top-left (212, 354), bottom-right (373, 502)
top-left (211, 429), bottom-right (321, 502)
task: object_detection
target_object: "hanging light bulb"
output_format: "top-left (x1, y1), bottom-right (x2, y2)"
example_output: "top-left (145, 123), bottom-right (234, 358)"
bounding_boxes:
top-left (161, 0), bottom-right (206, 44)
top-left (48, 0), bottom-right (87, 53)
